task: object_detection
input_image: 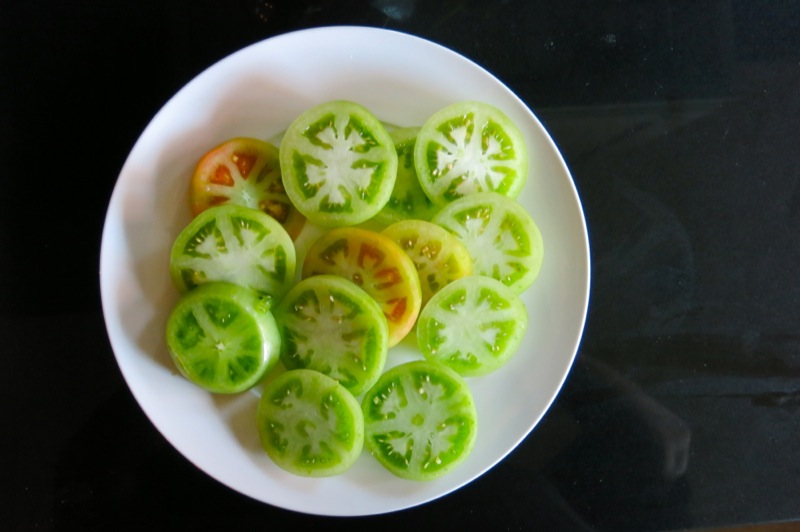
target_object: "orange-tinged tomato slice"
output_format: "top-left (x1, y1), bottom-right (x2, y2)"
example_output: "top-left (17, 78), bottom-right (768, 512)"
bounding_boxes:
top-left (302, 227), bottom-right (422, 347)
top-left (190, 137), bottom-right (306, 240)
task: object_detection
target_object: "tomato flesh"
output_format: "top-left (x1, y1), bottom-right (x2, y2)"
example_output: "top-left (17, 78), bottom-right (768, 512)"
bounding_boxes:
top-left (414, 101), bottom-right (528, 207)
top-left (257, 369), bottom-right (364, 477)
top-left (432, 192), bottom-right (543, 294)
top-left (361, 360), bottom-right (477, 481)
top-left (165, 282), bottom-right (281, 394)
top-left (169, 204), bottom-right (296, 302)
top-left (417, 276), bottom-right (528, 376)
top-left (279, 101), bottom-right (397, 227)
top-left (381, 219), bottom-right (473, 306)
top-left (274, 275), bottom-right (389, 396)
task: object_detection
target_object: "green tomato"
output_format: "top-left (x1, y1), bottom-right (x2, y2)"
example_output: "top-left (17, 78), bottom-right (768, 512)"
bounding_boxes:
top-left (372, 127), bottom-right (438, 225)
top-left (361, 360), bottom-right (478, 481)
top-left (279, 100), bottom-right (398, 227)
top-left (273, 275), bottom-right (389, 396)
top-left (381, 219), bottom-right (473, 307)
top-left (169, 204), bottom-right (296, 302)
top-left (257, 369), bottom-right (364, 477)
top-left (432, 191), bottom-right (543, 294)
top-left (165, 282), bottom-right (281, 394)
top-left (417, 276), bottom-right (528, 377)
top-left (414, 101), bottom-right (528, 207)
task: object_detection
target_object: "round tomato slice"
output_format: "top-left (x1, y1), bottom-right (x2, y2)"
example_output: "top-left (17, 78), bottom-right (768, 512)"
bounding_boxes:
top-left (257, 369), bottom-right (364, 477)
top-left (372, 127), bottom-right (438, 225)
top-left (414, 101), bottom-right (528, 207)
top-left (381, 219), bottom-right (473, 307)
top-left (169, 204), bottom-right (296, 302)
top-left (417, 276), bottom-right (528, 377)
top-left (279, 100), bottom-right (398, 227)
top-left (273, 275), bottom-right (389, 396)
top-left (302, 227), bottom-right (422, 347)
top-left (432, 192), bottom-right (543, 294)
top-left (361, 360), bottom-right (478, 481)
top-left (190, 137), bottom-right (306, 240)
top-left (165, 282), bottom-right (281, 394)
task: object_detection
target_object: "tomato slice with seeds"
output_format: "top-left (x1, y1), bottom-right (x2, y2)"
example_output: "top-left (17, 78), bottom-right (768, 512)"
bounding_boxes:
top-left (381, 219), bottom-right (473, 307)
top-left (417, 276), bottom-right (528, 377)
top-left (361, 360), bottom-right (478, 481)
top-left (190, 137), bottom-right (306, 240)
top-left (169, 204), bottom-right (296, 302)
top-left (279, 100), bottom-right (398, 227)
top-left (273, 275), bottom-right (389, 396)
top-left (301, 227), bottom-right (422, 347)
top-left (432, 191), bottom-right (543, 294)
top-left (257, 369), bottom-right (364, 477)
top-left (372, 127), bottom-right (438, 225)
top-left (414, 101), bottom-right (528, 207)
top-left (165, 282), bottom-right (281, 394)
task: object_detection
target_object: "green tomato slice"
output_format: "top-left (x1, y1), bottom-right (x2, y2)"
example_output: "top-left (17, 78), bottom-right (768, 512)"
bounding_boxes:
top-left (257, 369), bottom-right (364, 477)
top-left (372, 127), bottom-right (438, 225)
top-left (189, 137), bottom-right (306, 240)
top-left (381, 219), bottom-right (473, 307)
top-left (432, 192), bottom-right (543, 294)
top-left (414, 101), bottom-right (528, 207)
top-left (302, 227), bottom-right (422, 348)
top-left (165, 282), bottom-right (281, 394)
top-left (279, 100), bottom-right (398, 227)
top-left (361, 360), bottom-right (477, 481)
top-left (417, 276), bottom-right (528, 377)
top-left (169, 204), bottom-right (296, 302)
top-left (273, 275), bottom-right (389, 396)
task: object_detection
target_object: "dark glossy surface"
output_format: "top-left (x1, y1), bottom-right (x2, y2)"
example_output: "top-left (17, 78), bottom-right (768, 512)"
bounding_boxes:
top-left (3, 1), bottom-right (799, 530)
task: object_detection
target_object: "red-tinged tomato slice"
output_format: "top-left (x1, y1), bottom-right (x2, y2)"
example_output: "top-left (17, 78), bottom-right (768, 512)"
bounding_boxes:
top-left (302, 227), bottom-right (422, 347)
top-left (381, 219), bottom-right (473, 307)
top-left (190, 137), bottom-right (306, 240)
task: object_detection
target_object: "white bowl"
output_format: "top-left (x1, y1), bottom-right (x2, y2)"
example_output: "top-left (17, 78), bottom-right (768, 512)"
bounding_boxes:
top-left (99, 26), bottom-right (590, 516)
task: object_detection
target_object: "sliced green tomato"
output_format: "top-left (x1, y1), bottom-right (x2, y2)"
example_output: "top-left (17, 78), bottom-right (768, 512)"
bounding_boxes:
top-left (417, 276), bottom-right (528, 377)
top-left (381, 219), bottom-right (473, 306)
top-left (274, 275), bottom-right (389, 396)
top-left (257, 369), bottom-right (364, 477)
top-left (414, 101), bottom-right (528, 207)
top-left (361, 360), bottom-right (477, 481)
top-left (169, 204), bottom-right (296, 302)
top-left (372, 127), bottom-right (438, 225)
top-left (189, 137), bottom-right (305, 240)
top-left (165, 282), bottom-right (280, 394)
top-left (302, 227), bottom-right (422, 347)
top-left (432, 192), bottom-right (543, 294)
top-left (279, 100), bottom-right (398, 227)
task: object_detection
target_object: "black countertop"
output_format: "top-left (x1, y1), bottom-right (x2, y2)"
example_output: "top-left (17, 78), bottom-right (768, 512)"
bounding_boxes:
top-left (3, 1), bottom-right (799, 530)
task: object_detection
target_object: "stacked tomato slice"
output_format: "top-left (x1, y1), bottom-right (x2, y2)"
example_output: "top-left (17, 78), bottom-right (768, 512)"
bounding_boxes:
top-left (163, 99), bottom-right (543, 481)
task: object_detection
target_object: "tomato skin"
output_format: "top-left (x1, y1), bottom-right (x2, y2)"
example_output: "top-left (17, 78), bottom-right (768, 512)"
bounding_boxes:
top-left (414, 101), bottom-right (528, 207)
top-left (190, 137), bottom-right (305, 240)
top-left (279, 100), bottom-right (398, 227)
top-left (302, 227), bottom-right (422, 347)
top-left (361, 360), bottom-right (478, 481)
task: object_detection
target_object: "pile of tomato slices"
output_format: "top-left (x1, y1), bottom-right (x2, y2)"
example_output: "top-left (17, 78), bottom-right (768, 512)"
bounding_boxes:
top-left (164, 99), bottom-right (544, 481)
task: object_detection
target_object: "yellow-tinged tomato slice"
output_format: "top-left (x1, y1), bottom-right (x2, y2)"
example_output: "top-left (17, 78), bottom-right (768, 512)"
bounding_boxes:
top-left (302, 227), bottom-right (422, 347)
top-left (190, 137), bottom-right (306, 240)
